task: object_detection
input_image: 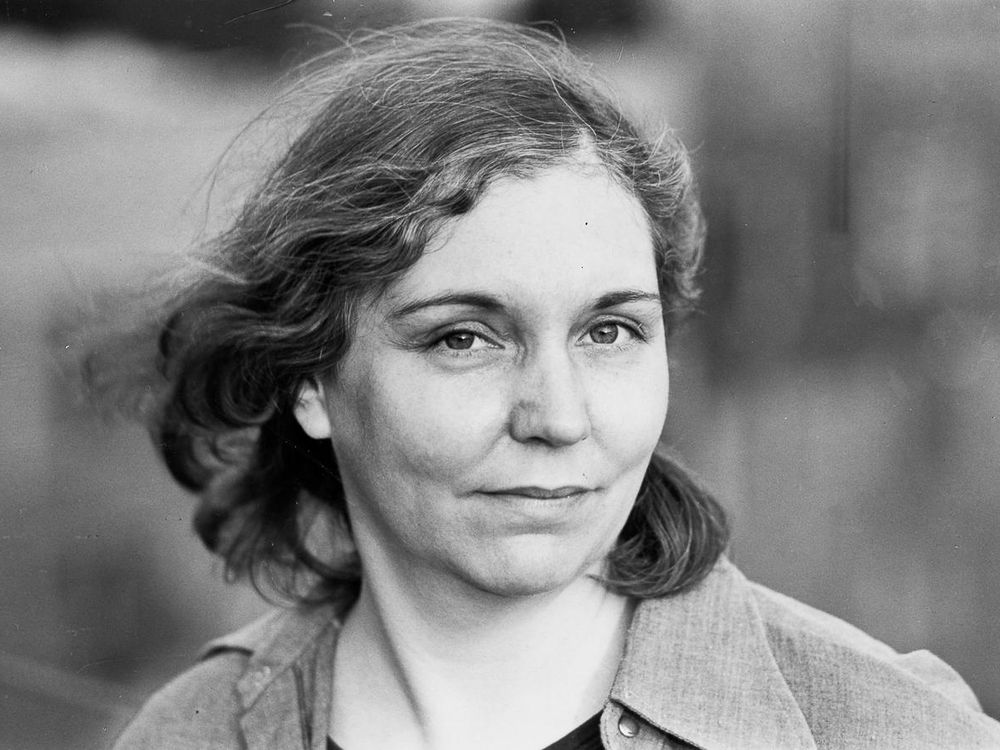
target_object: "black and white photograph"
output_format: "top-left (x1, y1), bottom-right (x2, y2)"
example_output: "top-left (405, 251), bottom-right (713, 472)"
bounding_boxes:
top-left (2, 1), bottom-right (1000, 748)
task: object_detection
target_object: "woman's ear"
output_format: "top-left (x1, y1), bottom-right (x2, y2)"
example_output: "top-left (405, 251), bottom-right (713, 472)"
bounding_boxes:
top-left (293, 378), bottom-right (332, 439)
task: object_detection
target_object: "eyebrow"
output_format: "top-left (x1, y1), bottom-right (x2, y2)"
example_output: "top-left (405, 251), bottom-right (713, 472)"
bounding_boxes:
top-left (387, 289), bottom-right (663, 320)
top-left (592, 290), bottom-right (663, 310)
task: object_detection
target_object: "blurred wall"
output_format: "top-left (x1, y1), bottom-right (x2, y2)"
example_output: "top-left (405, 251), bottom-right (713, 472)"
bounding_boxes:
top-left (0, 30), bottom-right (280, 749)
top-left (666, 0), bottom-right (1000, 720)
top-left (2, 1), bottom-right (998, 746)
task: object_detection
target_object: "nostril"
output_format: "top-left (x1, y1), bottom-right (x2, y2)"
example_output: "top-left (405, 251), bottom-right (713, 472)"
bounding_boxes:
top-left (508, 395), bottom-right (591, 447)
top-left (507, 352), bottom-right (591, 446)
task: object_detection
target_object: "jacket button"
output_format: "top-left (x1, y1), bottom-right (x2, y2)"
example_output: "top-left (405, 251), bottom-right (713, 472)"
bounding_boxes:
top-left (618, 713), bottom-right (640, 738)
top-left (252, 666), bottom-right (271, 686)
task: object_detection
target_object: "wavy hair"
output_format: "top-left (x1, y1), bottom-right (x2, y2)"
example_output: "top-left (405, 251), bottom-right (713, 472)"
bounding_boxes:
top-left (101, 18), bottom-right (727, 609)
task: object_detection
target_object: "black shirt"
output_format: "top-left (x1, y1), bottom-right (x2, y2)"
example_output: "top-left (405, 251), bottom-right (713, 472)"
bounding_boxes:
top-left (326, 711), bottom-right (603, 750)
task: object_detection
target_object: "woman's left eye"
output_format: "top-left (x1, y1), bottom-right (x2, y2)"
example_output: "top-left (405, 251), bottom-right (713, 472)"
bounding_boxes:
top-left (587, 323), bottom-right (621, 344)
top-left (583, 322), bottom-right (640, 345)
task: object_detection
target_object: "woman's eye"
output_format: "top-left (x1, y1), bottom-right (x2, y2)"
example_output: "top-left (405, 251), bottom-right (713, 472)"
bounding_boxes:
top-left (581, 320), bottom-right (647, 347)
top-left (443, 331), bottom-right (477, 350)
top-left (587, 323), bottom-right (621, 345)
top-left (435, 330), bottom-right (496, 352)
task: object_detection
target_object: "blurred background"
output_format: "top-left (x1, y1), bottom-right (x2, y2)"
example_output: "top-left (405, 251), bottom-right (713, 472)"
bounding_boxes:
top-left (2, 0), bottom-right (998, 746)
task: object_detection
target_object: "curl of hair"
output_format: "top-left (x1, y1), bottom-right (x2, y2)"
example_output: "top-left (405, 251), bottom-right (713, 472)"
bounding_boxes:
top-left (108, 18), bottom-right (726, 608)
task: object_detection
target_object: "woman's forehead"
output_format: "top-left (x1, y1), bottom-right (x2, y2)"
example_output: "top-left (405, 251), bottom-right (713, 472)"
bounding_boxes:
top-left (382, 165), bottom-right (657, 312)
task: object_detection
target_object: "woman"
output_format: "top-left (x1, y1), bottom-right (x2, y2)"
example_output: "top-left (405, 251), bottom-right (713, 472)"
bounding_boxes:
top-left (109, 18), bottom-right (1000, 750)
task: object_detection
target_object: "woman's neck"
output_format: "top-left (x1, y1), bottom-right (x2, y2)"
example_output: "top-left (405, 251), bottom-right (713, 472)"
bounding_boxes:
top-left (330, 562), bottom-right (632, 750)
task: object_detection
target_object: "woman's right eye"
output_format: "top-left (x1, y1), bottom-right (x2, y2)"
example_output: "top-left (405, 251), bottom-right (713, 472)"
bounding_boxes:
top-left (433, 329), bottom-right (498, 353)
top-left (443, 331), bottom-right (477, 350)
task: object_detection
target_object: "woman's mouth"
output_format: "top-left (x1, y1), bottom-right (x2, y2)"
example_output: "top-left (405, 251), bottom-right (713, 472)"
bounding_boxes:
top-left (480, 486), bottom-right (591, 499)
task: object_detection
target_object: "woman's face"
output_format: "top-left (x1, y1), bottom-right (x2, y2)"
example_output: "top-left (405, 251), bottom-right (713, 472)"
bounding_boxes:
top-left (296, 163), bottom-right (669, 598)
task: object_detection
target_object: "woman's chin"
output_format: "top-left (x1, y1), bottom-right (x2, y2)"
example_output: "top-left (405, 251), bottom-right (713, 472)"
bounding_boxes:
top-left (447, 540), bottom-right (608, 600)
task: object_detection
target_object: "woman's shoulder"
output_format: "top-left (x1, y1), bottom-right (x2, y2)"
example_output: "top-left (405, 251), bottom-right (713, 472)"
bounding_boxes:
top-left (747, 576), bottom-right (985, 713)
top-left (111, 650), bottom-right (249, 749)
top-left (112, 606), bottom-right (336, 750)
top-left (619, 558), bottom-right (1000, 748)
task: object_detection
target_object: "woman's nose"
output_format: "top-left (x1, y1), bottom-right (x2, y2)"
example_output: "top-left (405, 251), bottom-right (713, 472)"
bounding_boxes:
top-left (508, 349), bottom-right (592, 447)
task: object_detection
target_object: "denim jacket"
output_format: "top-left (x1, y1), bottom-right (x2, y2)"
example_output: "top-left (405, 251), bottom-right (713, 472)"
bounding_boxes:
top-left (112, 558), bottom-right (1000, 749)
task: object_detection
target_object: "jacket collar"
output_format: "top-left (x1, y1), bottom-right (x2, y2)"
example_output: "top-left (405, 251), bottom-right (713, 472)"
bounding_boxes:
top-left (215, 559), bottom-right (817, 750)
top-left (203, 602), bottom-right (340, 750)
top-left (610, 558), bottom-right (817, 749)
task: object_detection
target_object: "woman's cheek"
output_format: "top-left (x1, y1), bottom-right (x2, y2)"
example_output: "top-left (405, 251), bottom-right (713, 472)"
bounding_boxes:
top-left (591, 357), bottom-right (669, 452)
top-left (383, 374), bottom-right (504, 484)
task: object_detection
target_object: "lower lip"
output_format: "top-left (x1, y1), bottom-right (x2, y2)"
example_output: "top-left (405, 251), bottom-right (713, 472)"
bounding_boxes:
top-left (473, 490), bottom-right (592, 518)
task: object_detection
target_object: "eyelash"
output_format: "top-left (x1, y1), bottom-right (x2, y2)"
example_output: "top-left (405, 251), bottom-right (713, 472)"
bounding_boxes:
top-left (428, 318), bottom-right (648, 357)
top-left (581, 320), bottom-right (648, 347)
top-left (428, 327), bottom-right (501, 356)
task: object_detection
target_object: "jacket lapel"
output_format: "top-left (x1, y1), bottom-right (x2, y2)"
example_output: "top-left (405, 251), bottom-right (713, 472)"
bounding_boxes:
top-left (241, 673), bottom-right (309, 750)
top-left (610, 558), bottom-right (818, 750)
top-left (231, 603), bottom-right (341, 750)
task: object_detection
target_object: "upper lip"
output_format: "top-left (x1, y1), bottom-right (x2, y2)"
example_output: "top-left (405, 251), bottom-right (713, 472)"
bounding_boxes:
top-left (481, 486), bottom-right (592, 499)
